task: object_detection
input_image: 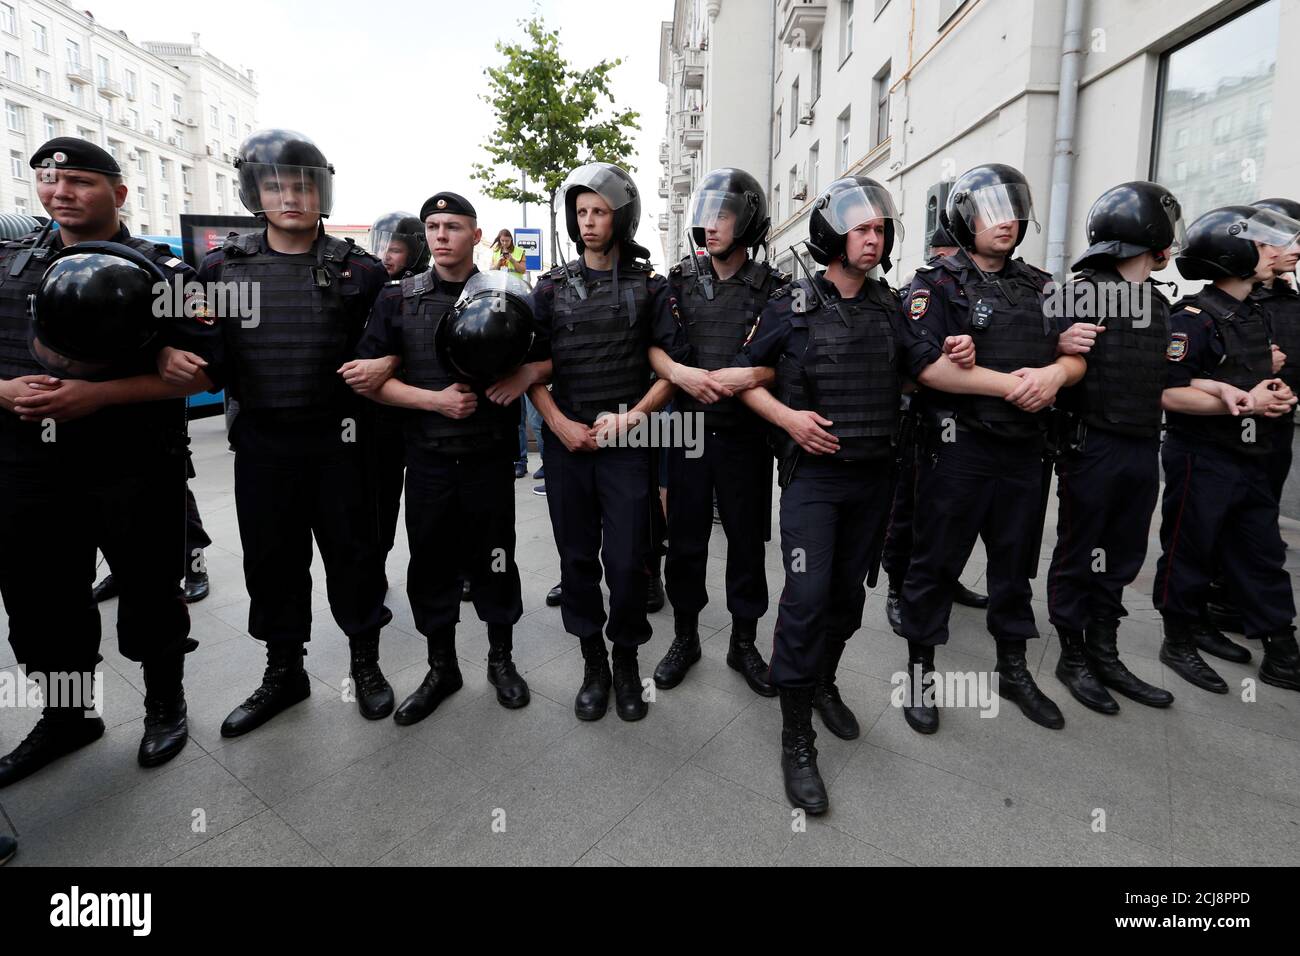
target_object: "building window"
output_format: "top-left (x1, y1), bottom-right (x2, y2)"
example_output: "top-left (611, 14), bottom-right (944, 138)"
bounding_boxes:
top-left (32, 22), bottom-right (47, 53)
top-left (96, 55), bottom-right (110, 85)
top-left (790, 78), bottom-right (800, 135)
top-left (127, 109), bottom-right (139, 129)
top-left (0, 3), bottom-right (15, 36)
top-left (66, 40), bottom-right (81, 69)
top-left (150, 82), bottom-right (161, 107)
top-left (939, 0), bottom-right (968, 25)
top-left (789, 165), bottom-right (800, 206)
top-left (773, 184), bottom-right (781, 224)
top-left (209, 105), bottom-right (218, 127)
top-left (181, 166), bottom-right (191, 191)
top-left (873, 63), bottom-right (891, 148)
top-left (4, 52), bottom-right (18, 82)
top-left (14, 195), bottom-right (27, 215)
top-left (35, 68), bottom-right (50, 93)
top-left (77, 127), bottom-right (95, 143)
top-left (228, 114), bottom-right (236, 136)
top-left (839, 0), bottom-right (854, 64)
top-left (67, 82), bottom-right (83, 109)
top-left (135, 151), bottom-right (145, 173)
top-left (172, 94), bottom-right (183, 117)
top-left (811, 45), bottom-right (823, 104)
top-left (124, 70), bottom-right (136, 98)
top-left (159, 158), bottom-right (169, 179)
top-left (1152, 0), bottom-right (1279, 217)
top-left (149, 120), bottom-right (162, 139)
top-left (10, 150), bottom-right (23, 179)
top-left (774, 107), bottom-right (782, 157)
top-left (44, 116), bottom-right (58, 139)
top-left (107, 140), bottom-right (120, 162)
top-left (162, 194), bottom-right (169, 215)
top-left (5, 101), bottom-right (22, 133)
top-left (836, 107), bottom-right (851, 173)
top-left (809, 142), bottom-right (820, 198)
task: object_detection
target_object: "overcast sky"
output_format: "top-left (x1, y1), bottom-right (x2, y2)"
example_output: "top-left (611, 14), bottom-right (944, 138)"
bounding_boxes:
top-left (82, 0), bottom-right (671, 259)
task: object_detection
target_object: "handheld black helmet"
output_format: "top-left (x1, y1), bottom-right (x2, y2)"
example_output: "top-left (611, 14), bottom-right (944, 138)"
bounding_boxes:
top-left (561, 162), bottom-right (643, 256)
top-left (1072, 181), bottom-right (1185, 271)
top-left (437, 271), bottom-right (535, 383)
top-left (234, 129), bottom-right (335, 219)
top-left (806, 176), bottom-right (903, 273)
top-left (945, 163), bottom-right (1039, 250)
top-left (29, 240), bottom-right (166, 380)
top-left (369, 211), bottom-right (428, 277)
top-left (1176, 205), bottom-right (1300, 281)
top-left (688, 167), bottom-right (769, 258)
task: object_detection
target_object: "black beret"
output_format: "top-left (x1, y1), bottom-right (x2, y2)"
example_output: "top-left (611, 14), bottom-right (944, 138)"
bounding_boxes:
top-left (30, 137), bottom-right (121, 176)
top-left (420, 191), bottom-right (476, 221)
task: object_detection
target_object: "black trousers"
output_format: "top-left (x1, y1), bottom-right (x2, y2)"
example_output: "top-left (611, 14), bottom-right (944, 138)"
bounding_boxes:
top-left (769, 457), bottom-right (893, 688)
top-left (881, 429), bottom-right (917, 588)
top-left (1154, 435), bottom-right (1295, 638)
top-left (1265, 419), bottom-right (1294, 503)
top-left (0, 453), bottom-right (190, 675)
top-left (541, 427), bottom-right (652, 648)
top-left (664, 426), bottom-right (771, 621)
top-left (1046, 429), bottom-right (1160, 630)
top-left (900, 428), bottom-right (1045, 648)
top-left (404, 446), bottom-right (522, 638)
top-left (367, 410), bottom-right (407, 559)
top-left (184, 485), bottom-right (211, 577)
top-left (231, 414), bottom-right (390, 648)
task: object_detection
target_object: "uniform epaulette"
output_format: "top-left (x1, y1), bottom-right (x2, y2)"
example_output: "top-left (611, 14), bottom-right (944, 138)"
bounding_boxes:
top-left (769, 285), bottom-right (791, 300)
top-left (669, 263), bottom-right (683, 278)
top-left (1015, 258), bottom-right (1054, 282)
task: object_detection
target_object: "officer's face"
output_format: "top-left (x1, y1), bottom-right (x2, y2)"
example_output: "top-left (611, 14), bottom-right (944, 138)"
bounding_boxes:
top-left (972, 218), bottom-right (1018, 256)
top-left (1253, 242), bottom-right (1280, 282)
top-left (576, 193), bottom-right (614, 250)
top-left (382, 242), bottom-right (410, 277)
top-left (258, 174), bottom-right (320, 230)
top-left (36, 169), bottom-right (124, 232)
top-left (930, 244), bottom-right (958, 260)
top-left (843, 220), bottom-right (886, 272)
top-left (1263, 241), bottom-right (1300, 276)
top-left (425, 214), bottom-right (479, 268)
top-left (704, 210), bottom-right (737, 254)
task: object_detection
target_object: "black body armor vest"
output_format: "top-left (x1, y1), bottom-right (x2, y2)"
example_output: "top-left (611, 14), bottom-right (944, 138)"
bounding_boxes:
top-left (1253, 279), bottom-right (1300, 395)
top-left (773, 276), bottom-right (900, 460)
top-left (396, 270), bottom-right (518, 456)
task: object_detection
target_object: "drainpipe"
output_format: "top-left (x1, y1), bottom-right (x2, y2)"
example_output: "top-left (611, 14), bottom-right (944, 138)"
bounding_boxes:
top-left (1045, 0), bottom-right (1086, 282)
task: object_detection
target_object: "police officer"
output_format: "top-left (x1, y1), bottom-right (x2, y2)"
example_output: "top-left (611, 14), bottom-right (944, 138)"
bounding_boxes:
top-left (0, 138), bottom-right (212, 784)
top-left (735, 176), bottom-right (919, 813)
top-left (882, 214), bottom-right (988, 634)
top-left (1047, 181), bottom-right (1185, 713)
top-left (898, 163), bottom-right (1086, 735)
top-left (353, 192), bottom-right (529, 721)
top-left (507, 163), bottom-right (687, 722)
top-left (1155, 204), bottom-right (1300, 694)
top-left (196, 129), bottom-right (395, 736)
top-left (648, 168), bottom-right (784, 698)
top-left (359, 211), bottom-right (430, 566)
top-left (1249, 197), bottom-right (1300, 502)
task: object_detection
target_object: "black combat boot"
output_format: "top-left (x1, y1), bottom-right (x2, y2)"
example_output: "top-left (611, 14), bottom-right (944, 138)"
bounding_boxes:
top-left (1259, 630), bottom-right (1300, 692)
top-left (885, 577), bottom-right (903, 635)
top-left (953, 582), bottom-right (989, 609)
top-left (1054, 626), bottom-right (1119, 714)
top-left (646, 574), bottom-right (666, 614)
top-left (654, 612), bottom-right (701, 689)
top-left (1084, 620), bottom-right (1173, 708)
top-left (349, 631), bottom-right (395, 720)
top-left (1160, 616), bottom-right (1227, 694)
top-left (0, 673), bottom-right (105, 788)
top-left (778, 686), bottom-right (828, 814)
top-left (486, 623), bottom-right (530, 709)
top-left (612, 645), bottom-right (648, 721)
top-left (394, 632), bottom-right (463, 726)
top-left (995, 639), bottom-right (1065, 729)
top-left (812, 640), bottom-right (859, 739)
top-left (902, 641), bottom-right (939, 734)
top-left (220, 643), bottom-right (312, 738)
top-left (139, 653), bottom-right (189, 767)
top-left (1204, 580), bottom-right (1244, 634)
top-left (1191, 612), bottom-right (1251, 663)
top-left (726, 616), bottom-right (775, 697)
top-left (574, 633), bottom-right (611, 721)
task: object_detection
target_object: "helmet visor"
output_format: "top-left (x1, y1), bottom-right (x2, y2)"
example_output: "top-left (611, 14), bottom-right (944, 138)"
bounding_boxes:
top-left (239, 163), bottom-right (334, 217)
top-left (818, 180), bottom-right (904, 239)
top-left (1237, 207), bottom-right (1300, 250)
top-left (560, 164), bottom-right (635, 212)
top-left (952, 182), bottom-right (1037, 236)
top-left (688, 188), bottom-right (757, 243)
top-left (1160, 194), bottom-right (1188, 256)
top-left (458, 270), bottom-right (533, 309)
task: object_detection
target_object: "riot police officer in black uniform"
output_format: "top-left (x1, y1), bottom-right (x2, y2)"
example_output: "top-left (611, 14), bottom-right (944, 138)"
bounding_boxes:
top-left (0, 138), bottom-right (213, 785)
top-left (197, 129), bottom-right (395, 737)
top-left (648, 168), bottom-right (784, 697)
top-left (510, 163), bottom-right (687, 722)
top-left (354, 192), bottom-right (529, 721)
top-left (1047, 182), bottom-right (1186, 714)
top-left (882, 214), bottom-right (988, 634)
top-left (898, 163), bottom-right (1085, 735)
top-left (1155, 204), bottom-right (1300, 694)
top-left (735, 176), bottom-right (917, 814)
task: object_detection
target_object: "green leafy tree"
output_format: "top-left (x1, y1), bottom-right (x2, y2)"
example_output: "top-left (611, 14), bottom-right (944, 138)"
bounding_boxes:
top-left (472, 16), bottom-right (640, 268)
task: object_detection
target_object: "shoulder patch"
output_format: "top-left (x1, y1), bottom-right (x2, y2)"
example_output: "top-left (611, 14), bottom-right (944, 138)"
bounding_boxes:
top-left (1166, 331), bottom-right (1188, 362)
top-left (770, 286), bottom-right (790, 300)
top-left (909, 289), bottom-right (931, 320)
top-left (1183, 306), bottom-right (1202, 315)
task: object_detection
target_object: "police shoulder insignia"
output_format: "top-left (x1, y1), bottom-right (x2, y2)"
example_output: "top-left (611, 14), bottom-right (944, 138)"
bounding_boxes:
top-left (909, 289), bottom-right (931, 320)
top-left (1182, 306), bottom-right (1202, 314)
top-left (743, 314), bottom-right (761, 345)
top-left (1166, 331), bottom-right (1188, 361)
top-left (770, 286), bottom-right (790, 300)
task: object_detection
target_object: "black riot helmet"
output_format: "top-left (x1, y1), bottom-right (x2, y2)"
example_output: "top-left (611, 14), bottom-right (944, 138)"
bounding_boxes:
top-left (945, 163), bottom-right (1039, 250)
top-left (234, 129), bottom-right (336, 219)
top-left (369, 211), bottom-right (428, 277)
top-left (806, 175), bottom-right (904, 273)
top-left (927, 212), bottom-right (956, 256)
top-left (29, 240), bottom-right (166, 381)
top-left (437, 271), bottom-right (536, 384)
top-left (1252, 198), bottom-right (1300, 229)
top-left (1072, 181), bottom-right (1186, 270)
top-left (688, 167), bottom-right (769, 258)
top-left (561, 162), bottom-right (645, 257)
top-left (1176, 205), bottom-right (1300, 281)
